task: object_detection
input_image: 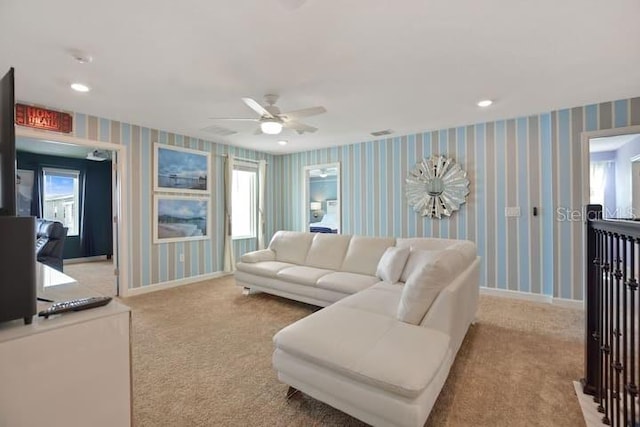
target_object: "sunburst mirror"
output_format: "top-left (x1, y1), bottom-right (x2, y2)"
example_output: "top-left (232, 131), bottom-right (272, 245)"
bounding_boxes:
top-left (405, 155), bottom-right (470, 219)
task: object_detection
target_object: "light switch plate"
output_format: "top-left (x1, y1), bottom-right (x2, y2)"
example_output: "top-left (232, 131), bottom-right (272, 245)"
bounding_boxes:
top-left (505, 207), bottom-right (521, 217)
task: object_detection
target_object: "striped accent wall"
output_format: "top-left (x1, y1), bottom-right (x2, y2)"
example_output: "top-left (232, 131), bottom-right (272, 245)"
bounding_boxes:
top-left (273, 97), bottom-right (640, 301)
top-left (64, 113), bottom-right (274, 289)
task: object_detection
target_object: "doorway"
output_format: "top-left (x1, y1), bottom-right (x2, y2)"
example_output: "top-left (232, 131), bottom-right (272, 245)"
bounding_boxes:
top-left (301, 162), bottom-right (341, 233)
top-left (15, 127), bottom-right (130, 296)
top-left (586, 131), bottom-right (640, 219)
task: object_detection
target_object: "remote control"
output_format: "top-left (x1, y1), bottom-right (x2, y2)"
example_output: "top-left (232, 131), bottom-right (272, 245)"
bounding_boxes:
top-left (38, 296), bottom-right (112, 318)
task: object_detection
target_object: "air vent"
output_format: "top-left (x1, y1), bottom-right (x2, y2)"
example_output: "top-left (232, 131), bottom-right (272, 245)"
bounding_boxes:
top-left (201, 125), bottom-right (237, 136)
top-left (370, 129), bottom-right (394, 137)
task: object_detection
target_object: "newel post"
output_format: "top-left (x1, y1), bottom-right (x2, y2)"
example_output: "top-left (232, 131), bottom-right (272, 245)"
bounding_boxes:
top-left (582, 204), bottom-right (602, 396)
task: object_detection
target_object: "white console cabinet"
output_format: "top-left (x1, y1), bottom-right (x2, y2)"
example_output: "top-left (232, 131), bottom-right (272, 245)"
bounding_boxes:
top-left (0, 264), bottom-right (131, 427)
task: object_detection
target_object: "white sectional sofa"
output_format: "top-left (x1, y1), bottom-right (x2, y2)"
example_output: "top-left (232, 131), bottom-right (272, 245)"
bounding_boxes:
top-left (235, 231), bottom-right (479, 427)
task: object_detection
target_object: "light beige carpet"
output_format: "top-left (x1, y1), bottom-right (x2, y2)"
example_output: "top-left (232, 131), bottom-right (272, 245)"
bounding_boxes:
top-left (122, 277), bottom-right (585, 427)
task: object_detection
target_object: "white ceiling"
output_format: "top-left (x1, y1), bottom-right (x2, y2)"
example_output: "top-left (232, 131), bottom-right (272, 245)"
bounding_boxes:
top-left (590, 134), bottom-right (640, 153)
top-left (16, 136), bottom-right (111, 160)
top-left (1, 0), bottom-right (639, 155)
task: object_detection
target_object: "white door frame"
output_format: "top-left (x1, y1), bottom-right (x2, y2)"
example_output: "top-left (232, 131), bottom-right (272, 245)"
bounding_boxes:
top-left (631, 155), bottom-right (640, 216)
top-left (580, 125), bottom-right (640, 207)
top-left (16, 126), bottom-right (130, 296)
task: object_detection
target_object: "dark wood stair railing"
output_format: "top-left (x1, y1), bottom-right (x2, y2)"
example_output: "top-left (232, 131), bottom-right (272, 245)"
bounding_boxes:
top-left (584, 204), bottom-right (640, 426)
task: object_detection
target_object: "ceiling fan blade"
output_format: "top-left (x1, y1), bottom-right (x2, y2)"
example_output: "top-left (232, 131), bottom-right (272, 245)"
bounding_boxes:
top-left (279, 106), bottom-right (326, 121)
top-left (242, 97), bottom-right (273, 118)
top-left (208, 117), bottom-right (259, 121)
top-left (284, 120), bottom-right (318, 134)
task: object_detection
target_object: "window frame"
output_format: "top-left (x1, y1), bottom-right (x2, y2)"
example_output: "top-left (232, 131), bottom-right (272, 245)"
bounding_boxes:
top-left (42, 167), bottom-right (81, 237)
top-left (231, 163), bottom-right (258, 240)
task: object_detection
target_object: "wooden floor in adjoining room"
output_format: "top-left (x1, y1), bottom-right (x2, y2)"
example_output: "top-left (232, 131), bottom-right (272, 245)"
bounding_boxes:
top-left (64, 259), bottom-right (116, 296)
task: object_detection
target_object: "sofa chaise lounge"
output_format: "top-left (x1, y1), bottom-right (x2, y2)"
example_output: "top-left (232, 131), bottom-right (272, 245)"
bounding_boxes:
top-left (235, 231), bottom-right (479, 427)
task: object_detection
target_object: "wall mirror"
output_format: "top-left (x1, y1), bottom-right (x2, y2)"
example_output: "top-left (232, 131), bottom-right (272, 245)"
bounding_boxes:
top-left (405, 155), bottom-right (469, 219)
top-left (302, 162), bottom-right (341, 233)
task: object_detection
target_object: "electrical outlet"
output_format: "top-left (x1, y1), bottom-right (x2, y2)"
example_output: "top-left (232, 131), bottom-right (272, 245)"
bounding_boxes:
top-left (179, 253), bottom-right (185, 263)
top-left (505, 207), bottom-right (521, 217)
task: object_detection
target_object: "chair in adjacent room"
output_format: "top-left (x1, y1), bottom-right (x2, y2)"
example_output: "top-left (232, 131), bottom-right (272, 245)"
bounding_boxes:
top-left (35, 219), bottom-right (68, 272)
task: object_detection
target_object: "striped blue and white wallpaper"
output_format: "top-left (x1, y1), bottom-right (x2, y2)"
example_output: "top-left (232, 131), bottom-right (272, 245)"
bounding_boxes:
top-left (272, 97), bottom-right (640, 301)
top-left (56, 113), bottom-right (274, 290)
top-left (27, 95), bottom-right (640, 300)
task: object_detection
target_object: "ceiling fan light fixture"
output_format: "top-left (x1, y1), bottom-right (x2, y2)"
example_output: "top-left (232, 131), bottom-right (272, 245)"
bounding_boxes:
top-left (260, 119), bottom-right (283, 135)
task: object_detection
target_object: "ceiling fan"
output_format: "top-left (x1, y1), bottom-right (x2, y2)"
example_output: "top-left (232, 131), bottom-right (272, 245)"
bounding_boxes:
top-left (209, 94), bottom-right (326, 135)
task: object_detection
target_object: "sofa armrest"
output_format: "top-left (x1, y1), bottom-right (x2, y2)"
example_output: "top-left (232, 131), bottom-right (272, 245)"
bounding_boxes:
top-left (420, 257), bottom-right (480, 354)
top-left (240, 249), bottom-right (276, 263)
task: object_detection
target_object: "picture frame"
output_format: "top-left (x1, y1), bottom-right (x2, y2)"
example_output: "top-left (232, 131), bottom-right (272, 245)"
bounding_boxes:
top-left (153, 195), bottom-right (211, 243)
top-left (154, 143), bottom-right (211, 194)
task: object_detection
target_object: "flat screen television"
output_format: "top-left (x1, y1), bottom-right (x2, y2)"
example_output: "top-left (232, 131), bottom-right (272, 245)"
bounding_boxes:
top-left (0, 67), bottom-right (16, 216)
top-left (0, 67), bottom-right (36, 325)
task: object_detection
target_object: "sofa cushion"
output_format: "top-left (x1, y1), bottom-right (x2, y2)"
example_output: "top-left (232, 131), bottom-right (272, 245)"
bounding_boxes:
top-left (397, 249), bottom-right (462, 325)
top-left (396, 237), bottom-right (461, 251)
top-left (338, 283), bottom-right (402, 318)
top-left (240, 249), bottom-right (275, 263)
top-left (340, 236), bottom-right (396, 276)
top-left (269, 231), bottom-right (315, 264)
top-left (376, 246), bottom-right (410, 284)
top-left (449, 241), bottom-right (477, 267)
top-left (273, 304), bottom-right (450, 398)
top-left (277, 266), bottom-right (334, 286)
top-left (316, 272), bottom-right (380, 294)
top-left (236, 261), bottom-right (295, 278)
top-left (398, 239), bottom-right (476, 282)
top-left (304, 233), bottom-right (353, 270)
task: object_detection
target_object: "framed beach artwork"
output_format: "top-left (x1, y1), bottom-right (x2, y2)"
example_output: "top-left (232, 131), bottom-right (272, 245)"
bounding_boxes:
top-left (153, 195), bottom-right (211, 243)
top-left (154, 143), bottom-right (211, 194)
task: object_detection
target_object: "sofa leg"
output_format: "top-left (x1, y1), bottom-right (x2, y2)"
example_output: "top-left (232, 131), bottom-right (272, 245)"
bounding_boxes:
top-left (286, 386), bottom-right (299, 400)
top-left (242, 287), bottom-right (251, 295)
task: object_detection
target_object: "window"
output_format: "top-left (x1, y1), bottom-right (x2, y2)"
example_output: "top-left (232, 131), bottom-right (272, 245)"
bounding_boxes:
top-left (42, 168), bottom-right (80, 236)
top-left (232, 167), bottom-right (257, 239)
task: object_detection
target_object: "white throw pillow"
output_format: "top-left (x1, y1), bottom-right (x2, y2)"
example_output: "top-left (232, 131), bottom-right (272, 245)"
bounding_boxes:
top-left (397, 251), bottom-right (455, 325)
top-left (399, 249), bottom-right (439, 283)
top-left (376, 246), bottom-right (410, 283)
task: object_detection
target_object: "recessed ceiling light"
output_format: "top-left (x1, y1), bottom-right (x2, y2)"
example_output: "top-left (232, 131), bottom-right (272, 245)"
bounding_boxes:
top-left (477, 99), bottom-right (493, 107)
top-left (277, 140), bottom-right (287, 146)
top-left (70, 83), bottom-right (90, 93)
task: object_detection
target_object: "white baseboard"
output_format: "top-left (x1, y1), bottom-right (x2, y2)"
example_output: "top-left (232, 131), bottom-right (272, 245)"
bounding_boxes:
top-left (552, 297), bottom-right (584, 310)
top-left (64, 255), bottom-right (110, 265)
top-left (123, 271), bottom-right (232, 297)
top-left (480, 287), bottom-right (584, 310)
